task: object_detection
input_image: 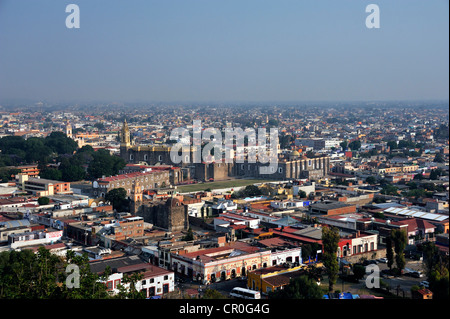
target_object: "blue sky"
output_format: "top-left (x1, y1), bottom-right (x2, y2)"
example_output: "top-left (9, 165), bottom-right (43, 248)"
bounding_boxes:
top-left (0, 0), bottom-right (448, 103)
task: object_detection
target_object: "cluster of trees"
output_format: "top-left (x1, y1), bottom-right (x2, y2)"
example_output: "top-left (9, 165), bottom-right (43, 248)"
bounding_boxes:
top-left (385, 229), bottom-right (408, 275)
top-left (380, 184), bottom-right (399, 196)
top-left (0, 247), bottom-right (142, 299)
top-left (104, 188), bottom-right (130, 211)
top-left (0, 167), bottom-right (19, 183)
top-left (0, 133), bottom-right (125, 183)
top-left (0, 132), bottom-right (78, 167)
top-left (269, 274), bottom-right (323, 299)
top-left (301, 243), bottom-right (320, 262)
top-left (420, 242), bottom-right (449, 299)
top-left (340, 140), bottom-right (361, 151)
top-left (231, 185), bottom-right (262, 199)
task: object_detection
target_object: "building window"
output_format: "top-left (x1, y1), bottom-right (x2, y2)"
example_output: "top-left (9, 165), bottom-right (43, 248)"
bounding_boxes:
top-left (164, 275), bottom-right (169, 280)
top-left (158, 155), bottom-right (162, 162)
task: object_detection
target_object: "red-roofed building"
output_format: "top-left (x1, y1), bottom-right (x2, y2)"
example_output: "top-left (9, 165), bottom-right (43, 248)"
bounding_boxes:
top-left (171, 241), bottom-right (271, 284)
top-left (397, 218), bottom-right (436, 245)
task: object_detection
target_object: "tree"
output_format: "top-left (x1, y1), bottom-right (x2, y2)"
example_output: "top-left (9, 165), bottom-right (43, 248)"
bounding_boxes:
top-left (59, 158), bottom-right (86, 182)
top-left (387, 141), bottom-right (398, 150)
top-left (365, 176), bottom-right (377, 185)
top-left (340, 140), bottom-right (348, 151)
top-left (105, 188), bottom-right (128, 211)
top-left (201, 289), bottom-right (227, 299)
top-left (430, 169), bottom-right (442, 180)
top-left (39, 167), bottom-right (63, 181)
top-left (241, 185), bottom-right (262, 197)
top-left (380, 184), bottom-right (399, 196)
top-left (269, 275), bottom-right (323, 299)
top-left (38, 197), bottom-right (50, 205)
top-left (0, 167), bottom-right (19, 182)
top-left (434, 152), bottom-right (445, 163)
top-left (298, 190), bottom-right (307, 198)
top-left (87, 149), bottom-right (126, 180)
top-left (114, 272), bottom-right (145, 299)
top-left (352, 264), bottom-right (366, 281)
top-left (348, 140), bottom-right (361, 151)
top-left (386, 236), bottom-right (394, 271)
top-left (45, 131), bottom-right (78, 155)
top-left (391, 229), bottom-right (407, 273)
top-left (0, 248), bottom-right (113, 299)
top-left (421, 242), bottom-right (449, 299)
top-left (322, 226), bottom-right (340, 292)
top-left (182, 228), bottom-right (194, 241)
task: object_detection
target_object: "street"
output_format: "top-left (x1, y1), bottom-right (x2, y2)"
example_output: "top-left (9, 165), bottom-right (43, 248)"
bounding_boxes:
top-left (339, 259), bottom-right (428, 298)
top-left (175, 275), bottom-right (248, 298)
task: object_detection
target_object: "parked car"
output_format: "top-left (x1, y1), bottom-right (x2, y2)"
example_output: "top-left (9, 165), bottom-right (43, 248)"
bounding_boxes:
top-left (377, 258), bottom-right (388, 263)
top-left (419, 281), bottom-right (430, 288)
top-left (411, 271), bottom-right (424, 278)
top-left (363, 259), bottom-right (378, 266)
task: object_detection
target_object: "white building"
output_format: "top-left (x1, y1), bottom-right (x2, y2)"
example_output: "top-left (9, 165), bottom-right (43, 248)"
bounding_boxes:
top-left (270, 247), bottom-right (303, 266)
top-left (91, 256), bottom-right (175, 298)
top-left (214, 212), bottom-right (260, 230)
top-left (8, 228), bottom-right (63, 249)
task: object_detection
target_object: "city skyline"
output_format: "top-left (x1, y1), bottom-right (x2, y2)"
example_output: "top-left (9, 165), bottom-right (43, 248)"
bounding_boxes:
top-left (0, 0), bottom-right (449, 104)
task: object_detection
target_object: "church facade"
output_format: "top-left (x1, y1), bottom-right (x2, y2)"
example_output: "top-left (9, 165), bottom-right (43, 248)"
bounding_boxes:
top-left (118, 121), bottom-right (330, 182)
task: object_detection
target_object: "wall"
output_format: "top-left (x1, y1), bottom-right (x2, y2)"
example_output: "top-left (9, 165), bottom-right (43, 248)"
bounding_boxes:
top-left (342, 248), bottom-right (387, 264)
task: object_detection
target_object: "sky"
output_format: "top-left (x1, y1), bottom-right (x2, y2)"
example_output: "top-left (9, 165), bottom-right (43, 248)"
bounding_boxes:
top-left (0, 0), bottom-right (448, 104)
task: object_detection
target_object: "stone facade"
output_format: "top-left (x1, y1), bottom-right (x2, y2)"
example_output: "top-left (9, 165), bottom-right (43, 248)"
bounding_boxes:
top-left (135, 198), bottom-right (189, 232)
top-left (92, 169), bottom-right (171, 198)
top-left (193, 155), bottom-right (330, 181)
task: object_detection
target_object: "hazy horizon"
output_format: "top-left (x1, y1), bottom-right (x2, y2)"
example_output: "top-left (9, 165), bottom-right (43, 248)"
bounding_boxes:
top-left (1, 0), bottom-right (448, 104)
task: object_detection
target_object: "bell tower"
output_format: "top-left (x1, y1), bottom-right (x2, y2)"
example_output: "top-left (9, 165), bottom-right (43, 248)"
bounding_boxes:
top-left (130, 180), bottom-right (143, 214)
top-left (120, 119), bottom-right (131, 147)
top-left (119, 120), bottom-right (131, 161)
top-left (132, 181), bottom-right (143, 203)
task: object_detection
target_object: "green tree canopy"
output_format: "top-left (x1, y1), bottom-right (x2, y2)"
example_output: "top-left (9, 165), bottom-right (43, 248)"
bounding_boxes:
top-left (348, 140), bottom-right (361, 151)
top-left (105, 187), bottom-right (128, 211)
top-left (322, 226), bottom-right (340, 292)
top-left (269, 275), bottom-right (323, 299)
top-left (391, 229), bottom-right (407, 273)
top-left (87, 149), bottom-right (126, 180)
top-left (44, 131), bottom-right (78, 155)
top-left (38, 197), bottom-right (50, 205)
top-left (0, 248), bottom-right (145, 299)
